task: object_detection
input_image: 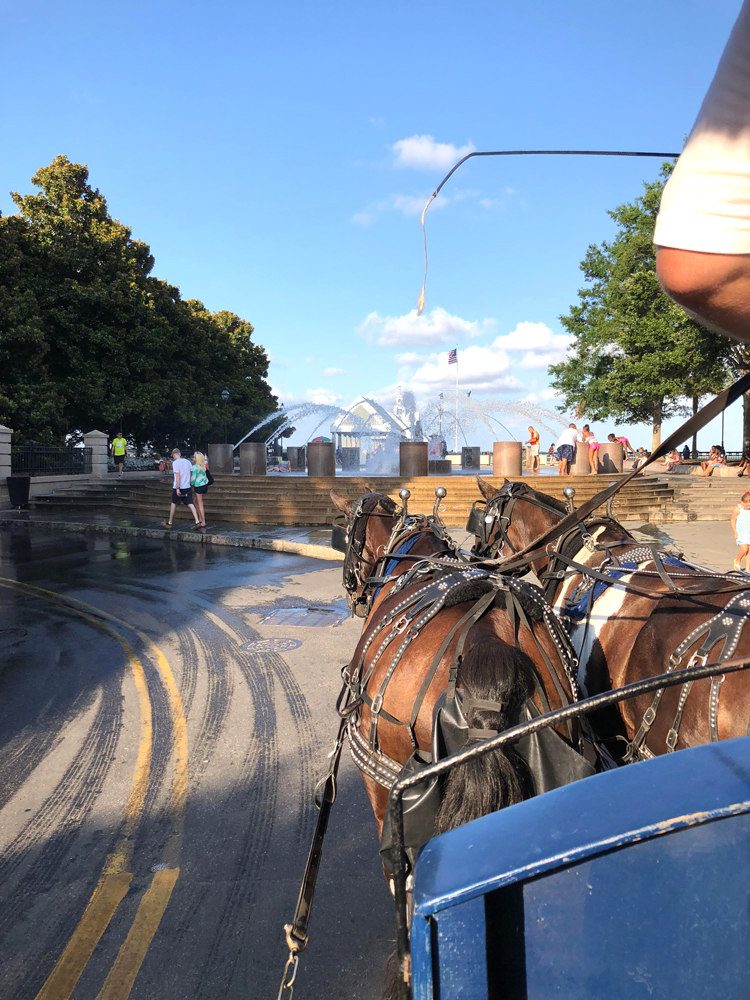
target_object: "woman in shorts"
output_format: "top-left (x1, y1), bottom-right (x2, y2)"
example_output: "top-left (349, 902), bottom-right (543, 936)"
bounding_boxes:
top-left (581, 424), bottom-right (599, 475)
top-left (191, 452), bottom-right (210, 527)
top-left (731, 492), bottom-right (750, 570)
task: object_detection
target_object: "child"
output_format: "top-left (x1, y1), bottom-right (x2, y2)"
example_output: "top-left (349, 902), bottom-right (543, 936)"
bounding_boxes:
top-left (731, 492), bottom-right (750, 571)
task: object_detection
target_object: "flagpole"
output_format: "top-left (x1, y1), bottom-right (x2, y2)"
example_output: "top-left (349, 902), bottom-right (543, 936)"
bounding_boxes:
top-left (454, 346), bottom-right (458, 454)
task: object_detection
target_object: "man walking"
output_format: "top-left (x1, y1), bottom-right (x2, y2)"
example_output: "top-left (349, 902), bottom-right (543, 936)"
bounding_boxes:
top-left (162, 448), bottom-right (201, 530)
top-left (111, 431), bottom-right (127, 477)
top-left (555, 423), bottom-right (581, 476)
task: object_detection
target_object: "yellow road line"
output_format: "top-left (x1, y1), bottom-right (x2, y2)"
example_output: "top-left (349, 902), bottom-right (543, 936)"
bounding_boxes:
top-left (35, 873), bottom-right (133, 1000)
top-left (0, 583), bottom-right (153, 1000)
top-left (0, 577), bottom-right (189, 998)
top-left (95, 868), bottom-right (180, 1000)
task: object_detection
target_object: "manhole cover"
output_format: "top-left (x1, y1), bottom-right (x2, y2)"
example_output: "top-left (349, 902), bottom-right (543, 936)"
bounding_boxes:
top-left (242, 638), bottom-right (302, 654)
top-left (258, 607), bottom-right (346, 628)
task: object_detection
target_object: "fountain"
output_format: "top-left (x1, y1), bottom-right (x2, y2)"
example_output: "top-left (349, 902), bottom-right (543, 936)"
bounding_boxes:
top-left (230, 393), bottom-right (573, 478)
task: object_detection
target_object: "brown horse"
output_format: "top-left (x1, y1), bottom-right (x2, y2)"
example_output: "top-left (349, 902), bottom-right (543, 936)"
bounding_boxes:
top-left (470, 477), bottom-right (750, 763)
top-left (329, 488), bottom-right (587, 851)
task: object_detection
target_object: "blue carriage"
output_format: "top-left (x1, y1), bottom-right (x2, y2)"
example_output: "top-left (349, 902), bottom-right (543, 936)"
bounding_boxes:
top-left (408, 733), bottom-right (750, 1000)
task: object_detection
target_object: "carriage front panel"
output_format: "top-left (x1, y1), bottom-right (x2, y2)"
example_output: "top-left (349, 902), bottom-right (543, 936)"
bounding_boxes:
top-left (412, 737), bottom-right (750, 999)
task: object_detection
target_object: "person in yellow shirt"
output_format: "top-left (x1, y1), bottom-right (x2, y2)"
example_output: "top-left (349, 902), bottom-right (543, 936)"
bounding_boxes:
top-left (111, 432), bottom-right (127, 477)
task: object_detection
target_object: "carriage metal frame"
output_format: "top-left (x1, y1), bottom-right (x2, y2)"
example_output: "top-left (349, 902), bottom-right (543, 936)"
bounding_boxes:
top-left (390, 652), bottom-right (750, 999)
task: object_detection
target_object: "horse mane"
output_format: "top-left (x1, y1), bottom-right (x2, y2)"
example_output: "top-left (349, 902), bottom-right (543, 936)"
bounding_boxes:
top-left (508, 482), bottom-right (567, 515)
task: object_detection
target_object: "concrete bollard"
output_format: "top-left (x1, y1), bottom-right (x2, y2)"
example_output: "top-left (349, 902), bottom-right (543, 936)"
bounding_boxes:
top-left (571, 442), bottom-right (592, 475)
top-left (399, 442), bottom-right (428, 477)
top-left (307, 441), bottom-right (335, 477)
top-left (597, 442), bottom-right (624, 474)
top-left (239, 442), bottom-right (267, 475)
top-left (287, 446), bottom-right (306, 471)
top-left (493, 442), bottom-right (522, 478)
top-left (208, 443), bottom-right (234, 475)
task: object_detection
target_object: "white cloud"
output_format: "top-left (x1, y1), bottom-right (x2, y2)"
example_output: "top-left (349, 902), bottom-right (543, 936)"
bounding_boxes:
top-left (323, 367), bottom-right (344, 377)
top-left (479, 198), bottom-right (503, 210)
top-left (358, 307), bottom-right (495, 348)
top-left (392, 134), bottom-right (476, 171)
top-left (410, 345), bottom-right (524, 394)
top-left (306, 388), bottom-right (342, 405)
top-left (491, 322), bottom-right (571, 367)
top-left (395, 351), bottom-right (424, 365)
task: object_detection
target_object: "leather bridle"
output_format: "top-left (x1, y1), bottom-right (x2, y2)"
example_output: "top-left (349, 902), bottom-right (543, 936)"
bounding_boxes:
top-left (468, 482), bottom-right (569, 559)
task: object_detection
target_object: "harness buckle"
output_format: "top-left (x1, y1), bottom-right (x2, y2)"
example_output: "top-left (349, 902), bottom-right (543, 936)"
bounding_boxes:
top-left (665, 728), bottom-right (679, 751)
top-left (643, 706), bottom-right (657, 726)
top-left (582, 532), bottom-right (596, 553)
top-left (371, 692), bottom-right (383, 715)
top-left (688, 653), bottom-right (709, 669)
top-left (394, 616), bottom-right (409, 633)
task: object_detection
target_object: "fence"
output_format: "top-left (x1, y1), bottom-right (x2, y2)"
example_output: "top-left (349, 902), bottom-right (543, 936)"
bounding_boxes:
top-left (11, 445), bottom-right (93, 477)
top-left (695, 451), bottom-right (743, 462)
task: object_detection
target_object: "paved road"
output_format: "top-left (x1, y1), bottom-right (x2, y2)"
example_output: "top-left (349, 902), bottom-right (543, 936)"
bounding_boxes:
top-left (0, 525), bottom-right (393, 1000)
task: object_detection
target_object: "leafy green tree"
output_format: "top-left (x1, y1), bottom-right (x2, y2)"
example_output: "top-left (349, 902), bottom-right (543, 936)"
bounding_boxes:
top-left (0, 155), bottom-right (278, 449)
top-left (550, 165), bottom-right (731, 450)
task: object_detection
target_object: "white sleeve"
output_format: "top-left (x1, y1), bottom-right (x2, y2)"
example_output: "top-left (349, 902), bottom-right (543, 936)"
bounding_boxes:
top-left (655, 1), bottom-right (750, 253)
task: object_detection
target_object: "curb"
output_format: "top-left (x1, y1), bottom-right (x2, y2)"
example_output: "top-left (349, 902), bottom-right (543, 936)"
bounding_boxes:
top-left (0, 517), bottom-right (344, 562)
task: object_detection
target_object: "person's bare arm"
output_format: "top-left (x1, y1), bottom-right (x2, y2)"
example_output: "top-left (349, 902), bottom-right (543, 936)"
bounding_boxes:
top-left (732, 506), bottom-right (739, 536)
top-left (657, 249), bottom-right (750, 342)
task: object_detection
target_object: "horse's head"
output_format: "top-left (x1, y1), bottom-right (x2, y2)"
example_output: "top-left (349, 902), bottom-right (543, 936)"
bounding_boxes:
top-left (467, 477), bottom-right (568, 571)
top-left (330, 489), bottom-right (400, 616)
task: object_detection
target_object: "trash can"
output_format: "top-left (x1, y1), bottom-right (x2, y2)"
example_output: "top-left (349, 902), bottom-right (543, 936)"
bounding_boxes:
top-left (7, 475), bottom-right (30, 508)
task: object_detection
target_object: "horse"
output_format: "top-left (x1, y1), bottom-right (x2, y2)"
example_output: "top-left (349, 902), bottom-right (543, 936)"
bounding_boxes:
top-left (329, 488), bottom-right (589, 850)
top-left (469, 477), bottom-right (750, 764)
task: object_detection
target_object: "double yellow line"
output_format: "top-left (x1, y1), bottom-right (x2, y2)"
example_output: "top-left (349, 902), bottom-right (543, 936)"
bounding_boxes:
top-left (0, 578), bottom-right (188, 1000)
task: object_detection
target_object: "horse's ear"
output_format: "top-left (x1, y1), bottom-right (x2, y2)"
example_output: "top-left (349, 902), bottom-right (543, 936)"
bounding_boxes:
top-left (476, 475), bottom-right (499, 501)
top-left (330, 490), bottom-right (353, 515)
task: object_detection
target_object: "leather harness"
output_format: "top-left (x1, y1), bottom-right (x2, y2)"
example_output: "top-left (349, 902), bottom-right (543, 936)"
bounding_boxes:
top-left (471, 480), bottom-right (750, 762)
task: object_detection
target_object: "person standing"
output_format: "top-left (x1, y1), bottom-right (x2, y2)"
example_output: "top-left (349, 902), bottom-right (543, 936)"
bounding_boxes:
top-left (111, 431), bottom-right (127, 478)
top-left (581, 424), bottom-right (600, 475)
top-left (162, 448), bottom-right (201, 530)
top-left (191, 451), bottom-right (210, 528)
top-left (731, 492), bottom-right (750, 570)
top-left (525, 426), bottom-right (540, 473)
top-left (555, 423), bottom-right (580, 476)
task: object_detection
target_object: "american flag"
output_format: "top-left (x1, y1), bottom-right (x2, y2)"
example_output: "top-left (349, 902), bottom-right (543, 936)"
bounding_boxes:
top-left (447, 348), bottom-right (458, 365)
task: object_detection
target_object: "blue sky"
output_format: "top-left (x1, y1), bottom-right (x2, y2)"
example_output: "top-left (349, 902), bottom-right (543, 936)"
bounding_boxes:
top-left (0, 0), bottom-right (744, 450)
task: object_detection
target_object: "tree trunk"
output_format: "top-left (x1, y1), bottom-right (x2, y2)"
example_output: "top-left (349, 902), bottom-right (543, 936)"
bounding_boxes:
top-left (651, 403), bottom-right (663, 452)
top-left (692, 396), bottom-right (698, 459)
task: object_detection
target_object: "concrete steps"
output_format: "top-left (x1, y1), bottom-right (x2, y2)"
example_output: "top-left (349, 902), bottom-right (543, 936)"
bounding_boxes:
top-left (30, 474), bottom-right (675, 526)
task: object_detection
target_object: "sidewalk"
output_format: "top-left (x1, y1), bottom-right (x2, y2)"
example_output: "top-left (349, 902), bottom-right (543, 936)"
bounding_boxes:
top-left (0, 509), bottom-right (345, 562)
top-left (0, 509), bottom-right (733, 574)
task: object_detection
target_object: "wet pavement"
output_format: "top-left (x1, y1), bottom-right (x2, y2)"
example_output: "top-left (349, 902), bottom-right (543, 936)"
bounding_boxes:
top-left (0, 524), bottom-right (393, 1000)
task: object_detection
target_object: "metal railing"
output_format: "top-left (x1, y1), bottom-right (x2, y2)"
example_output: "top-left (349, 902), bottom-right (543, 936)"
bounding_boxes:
top-left (11, 445), bottom-right (92, 477)
top-left (695, 451), bottom-right (743, 461)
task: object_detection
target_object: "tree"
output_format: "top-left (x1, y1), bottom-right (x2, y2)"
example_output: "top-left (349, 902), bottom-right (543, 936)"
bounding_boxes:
top-left (0, 155), bottom-right (278, 448)
top-left (550, 165), bottom-right (731, 450)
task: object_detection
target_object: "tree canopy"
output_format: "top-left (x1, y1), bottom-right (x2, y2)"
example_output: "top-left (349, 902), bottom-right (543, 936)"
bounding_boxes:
top-left (549, 164), bottom-right (730, 449)
top-left (0, 155), bottom-right (277, 448)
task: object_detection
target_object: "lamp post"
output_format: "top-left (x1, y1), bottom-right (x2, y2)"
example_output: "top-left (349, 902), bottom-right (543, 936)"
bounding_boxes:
top-left (221, 387), bottom-right (230, 444)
